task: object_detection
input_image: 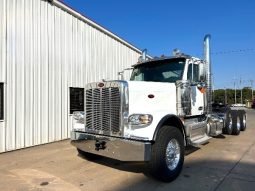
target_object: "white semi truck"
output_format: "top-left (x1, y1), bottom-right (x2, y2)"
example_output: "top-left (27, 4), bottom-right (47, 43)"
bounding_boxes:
top-left (71, 35), bottom-right (247, 182)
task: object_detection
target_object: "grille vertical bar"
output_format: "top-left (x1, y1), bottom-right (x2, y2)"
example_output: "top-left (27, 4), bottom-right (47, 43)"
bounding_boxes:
top-left (86, 84), bottom-right (121, 136)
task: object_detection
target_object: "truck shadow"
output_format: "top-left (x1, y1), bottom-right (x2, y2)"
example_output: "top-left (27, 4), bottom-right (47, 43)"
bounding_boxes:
top-left (185, 145), bottom-right (200, 155)
top-left (76, 151), bottom-right (255, 191)
top-left (108, 159), bottom-right (255, 191)
top-left (77, 145), bottom-right (201, 174)
top-left (213, 134), bottom-right (226, 139)
top-left (78, 153), bottom-right (146, 173)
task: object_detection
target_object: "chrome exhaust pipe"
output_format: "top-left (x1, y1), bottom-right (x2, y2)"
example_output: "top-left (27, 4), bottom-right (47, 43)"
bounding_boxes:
top-left (142, 49), bottom-right (147, 61)
top-left (204, 34), bottom-right (212, 114)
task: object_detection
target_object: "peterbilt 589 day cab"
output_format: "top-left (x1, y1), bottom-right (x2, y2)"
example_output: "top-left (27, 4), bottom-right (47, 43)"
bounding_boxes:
top-left (71, 35), bottom-right (247, 182)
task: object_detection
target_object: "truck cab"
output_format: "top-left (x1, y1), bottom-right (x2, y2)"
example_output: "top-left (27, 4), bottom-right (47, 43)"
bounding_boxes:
top-left (71, 35), bottom-right (247, 182)
top-left (131, 55), bottom-right (205, 116)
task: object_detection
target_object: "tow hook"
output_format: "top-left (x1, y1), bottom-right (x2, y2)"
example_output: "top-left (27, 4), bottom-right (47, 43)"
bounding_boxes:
top-left (95, 140), bottom-right (106, 151)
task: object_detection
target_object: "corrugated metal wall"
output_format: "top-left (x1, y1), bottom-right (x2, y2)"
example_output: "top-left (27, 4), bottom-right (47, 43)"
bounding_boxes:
top-left (0, 0), bottom-right (7, 152)
top-left (0, 0), bottom-right (141, 152)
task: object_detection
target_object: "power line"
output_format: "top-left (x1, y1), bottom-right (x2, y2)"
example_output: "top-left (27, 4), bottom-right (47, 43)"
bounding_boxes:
top-left (196, 48), bottom-right (255, 57)
top-left (211, 48), bottom-right (255, 55)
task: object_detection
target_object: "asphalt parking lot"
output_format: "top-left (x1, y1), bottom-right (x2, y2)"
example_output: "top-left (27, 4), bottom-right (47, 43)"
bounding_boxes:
top-left (0, 109), bottom-right (255, 191)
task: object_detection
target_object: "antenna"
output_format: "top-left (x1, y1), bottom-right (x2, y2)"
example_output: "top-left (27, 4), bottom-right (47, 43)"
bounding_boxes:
top-left (172, 49), bottom-right (181, 56)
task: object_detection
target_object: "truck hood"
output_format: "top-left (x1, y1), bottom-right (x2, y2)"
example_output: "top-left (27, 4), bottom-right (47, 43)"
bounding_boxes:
top-left (127, 81), bottom-right (177, 116)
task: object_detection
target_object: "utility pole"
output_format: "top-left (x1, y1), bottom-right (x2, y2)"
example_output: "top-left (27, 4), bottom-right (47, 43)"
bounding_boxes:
top-left (240, 77), bottom-right (243, 104)
top-left (212, 74), bottom-right (215, 103)
top-left (251, 80), bottom-right (254, 101)
top-left (234, 80), bottom-right (237, 104)
top-left (224, 87), bottom-right (227, 105)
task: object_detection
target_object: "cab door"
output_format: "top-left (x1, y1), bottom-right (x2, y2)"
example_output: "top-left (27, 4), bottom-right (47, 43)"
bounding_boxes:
top-left (187, 63), bottom-right (205, 116)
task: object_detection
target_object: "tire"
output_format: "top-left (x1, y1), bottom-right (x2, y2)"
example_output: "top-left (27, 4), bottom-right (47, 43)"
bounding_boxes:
top-left (231, 111), bottom-right (240, 135)
top-left (239, 111), bottom-right (247, 131)
top-left (77, 148), bottom-right (102, 161)
top-left (222, 110), bottom-right (233, 135)
top-left (147, 126), bottom-right (184, 182)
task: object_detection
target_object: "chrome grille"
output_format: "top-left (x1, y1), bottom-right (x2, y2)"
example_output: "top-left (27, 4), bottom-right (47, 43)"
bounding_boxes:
top-left (86, 85), bottom-right (121, 135)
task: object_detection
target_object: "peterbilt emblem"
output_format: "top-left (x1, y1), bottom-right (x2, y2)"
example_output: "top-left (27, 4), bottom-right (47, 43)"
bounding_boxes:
top-left (98, 83), bottom-right (104, 88)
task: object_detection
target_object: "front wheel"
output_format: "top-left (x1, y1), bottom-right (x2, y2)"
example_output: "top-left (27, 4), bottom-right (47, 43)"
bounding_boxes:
top-left (147, 126), bottom-right (184, 182)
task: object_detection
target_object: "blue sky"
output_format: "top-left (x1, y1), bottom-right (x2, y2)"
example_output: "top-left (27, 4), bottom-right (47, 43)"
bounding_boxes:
top-left (62, 0), bottom-right (255, 89)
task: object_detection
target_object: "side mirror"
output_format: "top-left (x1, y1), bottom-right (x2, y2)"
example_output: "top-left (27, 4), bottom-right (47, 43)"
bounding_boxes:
top-left (198, 61), bottom-right (206, 82)
top-left (199, 75), bottom-right (205, 82)
top-left (118, 71), bottom-right (124, 80)
top-left (117, 68), bottom-right (133, 80)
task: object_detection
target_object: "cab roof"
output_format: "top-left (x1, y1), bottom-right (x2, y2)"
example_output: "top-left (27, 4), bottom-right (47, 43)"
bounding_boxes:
top-left (132, 54), bottom-right (204, 67)
top-left (132, 55), bottom-right (191, 67)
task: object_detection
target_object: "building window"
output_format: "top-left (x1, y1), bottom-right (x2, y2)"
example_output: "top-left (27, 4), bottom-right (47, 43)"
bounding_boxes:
top-left (70, 87), bottom-right (84, 114)
top-left (0, 83), bottom-right (3, 120)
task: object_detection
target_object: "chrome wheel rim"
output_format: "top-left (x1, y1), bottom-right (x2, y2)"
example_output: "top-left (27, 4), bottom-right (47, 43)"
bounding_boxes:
top-left (228, 114), bottom-right (232, 131)
top-left (237, 117), bottom-right (241, 131)
top-left (243, 115), bottom-right (246, 128)
top-left (166, 139), bottom-right (180, 171)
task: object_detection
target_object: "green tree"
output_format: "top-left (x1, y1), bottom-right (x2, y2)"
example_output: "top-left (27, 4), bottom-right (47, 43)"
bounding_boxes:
top-left (214, 87), bottom-right (254, 105)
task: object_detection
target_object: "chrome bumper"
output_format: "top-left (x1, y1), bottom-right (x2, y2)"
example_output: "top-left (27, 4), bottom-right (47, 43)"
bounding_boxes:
top-left (71, 131), bottom-right (152, 161)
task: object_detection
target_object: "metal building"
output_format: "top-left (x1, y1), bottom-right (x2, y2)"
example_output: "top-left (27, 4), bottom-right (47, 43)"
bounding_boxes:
top-left (0, 0), bottom-right (142, 152)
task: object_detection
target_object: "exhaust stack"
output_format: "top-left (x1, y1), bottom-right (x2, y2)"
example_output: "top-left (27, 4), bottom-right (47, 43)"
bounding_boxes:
top-left (142, 49), bottom-right (147, 61)
top-left (204, 34), bottom-right (212, 114)
top-left (138, 49), bottom-right (148, 63)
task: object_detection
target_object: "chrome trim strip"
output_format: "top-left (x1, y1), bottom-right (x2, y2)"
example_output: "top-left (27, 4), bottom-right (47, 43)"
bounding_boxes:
top-left (120, 81), bottom-right (129, 137)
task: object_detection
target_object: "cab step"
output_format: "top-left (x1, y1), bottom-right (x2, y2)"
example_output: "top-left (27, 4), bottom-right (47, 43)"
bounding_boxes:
top-left (189, 135), bottom-right (212, 146)
top-left (210, 130), bottom-right (222, 137)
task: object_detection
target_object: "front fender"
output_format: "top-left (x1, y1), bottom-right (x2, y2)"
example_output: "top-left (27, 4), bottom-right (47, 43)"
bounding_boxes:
top-left (124, 112), bottom-right (172, 140)
top-left (125, 112), bottom-right (185, 142)
top-left (152, 114), bottom-right (186, 143)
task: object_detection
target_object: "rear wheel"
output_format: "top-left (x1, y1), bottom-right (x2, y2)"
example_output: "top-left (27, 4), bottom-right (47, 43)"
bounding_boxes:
top-left (222, 111), bottom-right (233, 135)
top-left (231, 111), bottom-right (240, 135)
top-left (239, 111), bottom-right (247, 131)
top-left (148, 126), bottom-right (184, 182)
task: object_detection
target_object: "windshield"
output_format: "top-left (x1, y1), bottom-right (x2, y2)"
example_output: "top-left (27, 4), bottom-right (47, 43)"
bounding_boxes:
top-left (130, 58), bottom-right (186, 82)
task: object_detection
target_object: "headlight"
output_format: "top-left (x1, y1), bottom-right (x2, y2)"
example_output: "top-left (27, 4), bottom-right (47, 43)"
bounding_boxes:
top-left (128, 114), bottom-right (153, 126)
top-left (73, 111), bottom-right (85, 124)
